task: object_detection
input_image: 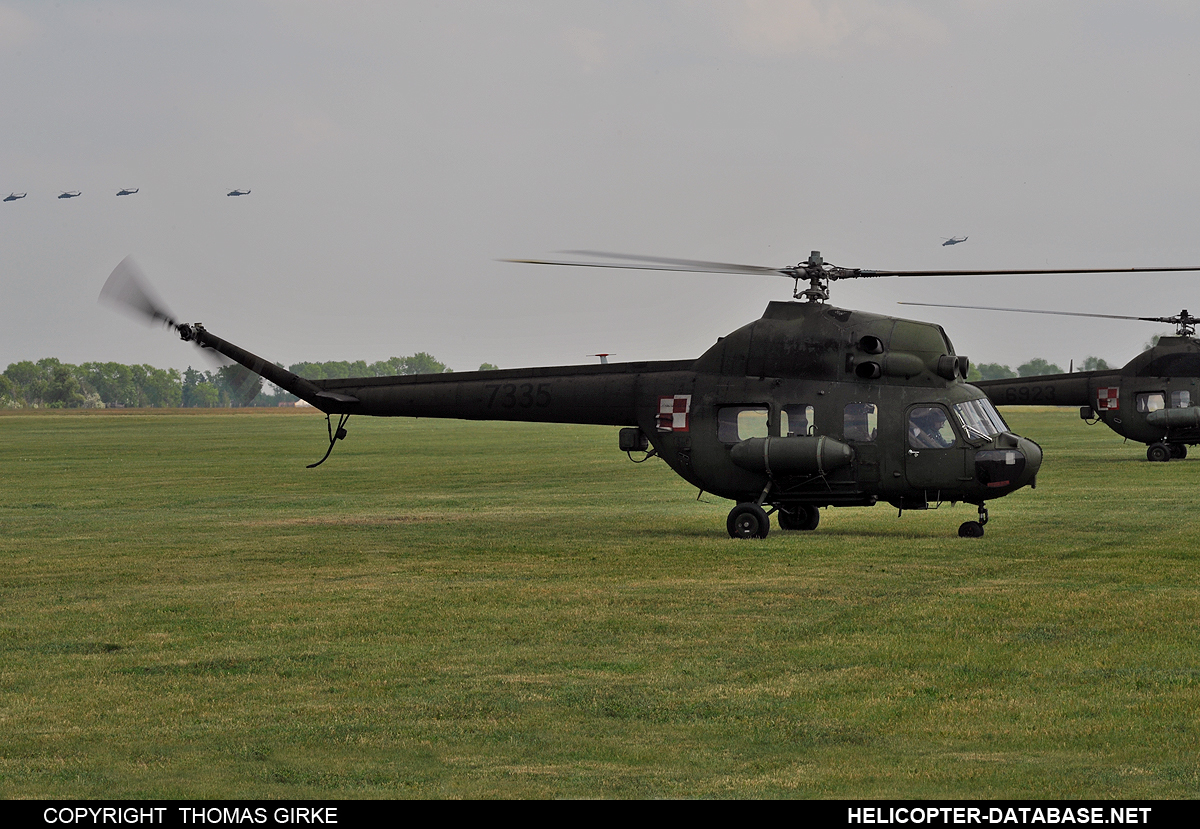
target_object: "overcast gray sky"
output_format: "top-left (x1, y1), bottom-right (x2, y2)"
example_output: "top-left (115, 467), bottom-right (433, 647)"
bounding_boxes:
top-left (3, 1), bottom-right (1200, 374)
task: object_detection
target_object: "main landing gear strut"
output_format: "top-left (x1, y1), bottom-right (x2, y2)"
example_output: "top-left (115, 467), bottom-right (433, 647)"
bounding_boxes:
top-left (727, 503), bottom-right (772, 539)
top-left (1147, 442), bottom-right (1187, 462)
top-left (726, 501), bottom-right (991, 539)
top-left (726, 503), bottom-right (820, 539)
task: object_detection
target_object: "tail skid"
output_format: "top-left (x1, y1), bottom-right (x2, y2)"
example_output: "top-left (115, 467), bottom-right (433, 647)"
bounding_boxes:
top-left (307, 413), bottom-right (351, 468)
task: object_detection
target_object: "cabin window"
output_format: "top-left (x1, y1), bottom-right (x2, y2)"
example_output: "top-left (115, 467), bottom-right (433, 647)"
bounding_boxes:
top-left (1171, 390), bottom-right (1191, 408)
top-left (782, 404), bottom-right (815, 437)
top-left (718, 406), bottom-right (769, 442)
top-left (1136, 392), bottom-right (1165, 413)
top-left (908, 406), bottom-right (956, 449)
top-left (843, 403), bottom-right (877, 443)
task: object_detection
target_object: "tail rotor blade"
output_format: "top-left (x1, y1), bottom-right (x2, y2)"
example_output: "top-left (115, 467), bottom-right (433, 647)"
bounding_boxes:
top-left (99, 255), bottom-right (177, 328)
top-left (217, 362), bottom-right (265, 406)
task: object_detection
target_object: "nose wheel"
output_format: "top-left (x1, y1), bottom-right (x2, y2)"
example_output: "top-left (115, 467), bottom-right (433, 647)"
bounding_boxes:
top-left (958, 503), bottom-right (989, 538)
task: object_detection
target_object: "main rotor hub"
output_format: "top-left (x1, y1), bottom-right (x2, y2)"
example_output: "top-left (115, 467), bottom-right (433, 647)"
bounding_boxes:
top-left (785, 250), bottom-right (825, 302)
top-left (1172, 310), bottom-right (1196, 337)
top-left (789, 250), bottom-right (861, 303)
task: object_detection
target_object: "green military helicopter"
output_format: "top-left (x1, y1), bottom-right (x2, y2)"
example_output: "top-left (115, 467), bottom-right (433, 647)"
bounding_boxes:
top-left (902, 302), bottom-right (1200, 462)
top-left (101, 252), bottom-right (1065, 539)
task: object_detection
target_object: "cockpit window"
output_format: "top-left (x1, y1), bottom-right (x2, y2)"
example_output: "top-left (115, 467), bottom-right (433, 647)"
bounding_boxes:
top-left (953, 398), bottom-right (1007, 440)
top-left (982, 398), bottom-right (1008, 432)
top-left (908, 406), bottom-right (956, 449)
top-left (844, 403), bottom-right (877, 443)
top-left (1171, 390), bottom-right (1191, 409)
top-left (718, 406), bottom-right (768, 442)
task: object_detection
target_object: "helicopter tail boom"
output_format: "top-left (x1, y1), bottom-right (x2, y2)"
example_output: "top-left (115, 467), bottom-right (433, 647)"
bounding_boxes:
top-left (311, 362), bottom-right (695, 425)
top-left (182, 320), bottom-right (684, 426)
top-left (178, 323), bottom-right (335, 407)
top-left (971, 372), bottom-right (1097, 408)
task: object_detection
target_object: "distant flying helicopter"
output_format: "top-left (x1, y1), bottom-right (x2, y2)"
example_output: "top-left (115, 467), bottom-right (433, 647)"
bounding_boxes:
top-left (4, 192), bottom-right (26, 202)
top-left (900, 301), bottom-right (1200, 462)
top-left (226, 189), bottom-right (250, 197)
top-left (116, 188), bottom-right (139, 196)
top-left (941, 236), bottom-right (968, 246)
top-left (58, 191), bottom-right (81, 199)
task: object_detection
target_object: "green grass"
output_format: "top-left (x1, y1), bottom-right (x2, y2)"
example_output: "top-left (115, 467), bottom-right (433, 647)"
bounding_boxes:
top-left (1, 407), bottom-right (1198, 798)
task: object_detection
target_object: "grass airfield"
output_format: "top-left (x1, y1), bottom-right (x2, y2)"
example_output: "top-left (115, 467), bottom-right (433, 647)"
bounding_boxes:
top-left (0, 407), bottom-right (1197, 799)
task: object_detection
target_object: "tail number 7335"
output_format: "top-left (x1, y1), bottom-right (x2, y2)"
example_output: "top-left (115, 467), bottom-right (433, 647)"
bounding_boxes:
top-left (486, 383), bottom-right (552, 409)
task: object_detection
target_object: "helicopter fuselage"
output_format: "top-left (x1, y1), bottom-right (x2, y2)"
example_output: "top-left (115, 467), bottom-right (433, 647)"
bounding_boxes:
top-left (182, 300), bottom-right (1042, 532)
top-left (974, 336), bottom-right (1200, 459)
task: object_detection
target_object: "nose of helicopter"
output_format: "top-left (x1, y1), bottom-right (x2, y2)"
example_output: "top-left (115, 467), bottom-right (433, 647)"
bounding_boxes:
top-left (973, 434), bottom-right (1042, 494)
top-left (1016, 435), bottom-right (1042, 489)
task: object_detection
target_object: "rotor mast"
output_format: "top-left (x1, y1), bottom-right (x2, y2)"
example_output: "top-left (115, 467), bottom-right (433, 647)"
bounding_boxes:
top-left (788, 251), bottom-right (888, 303)
top-left (791, 251), bottom-right (830, 302)
top-left (1168, 310), bottom-right (1196, 337)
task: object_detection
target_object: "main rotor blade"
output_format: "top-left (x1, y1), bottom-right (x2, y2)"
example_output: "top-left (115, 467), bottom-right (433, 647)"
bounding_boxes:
top-left (503, 251), bottom-right (789, 277)
top-left (869, 265), bottom-right (1200, 278)
top-left (898, 301), bottom-right (1176, 324)
top-left (98, 255), bottom-right (177, 328)
top-left (507, 253), bottom-right (1200, 281)
top-left (561, 251), bottom-right (789, 276)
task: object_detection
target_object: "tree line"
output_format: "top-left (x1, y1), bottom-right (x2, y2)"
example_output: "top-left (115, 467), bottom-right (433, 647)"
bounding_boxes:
top-left (0, 353), bottom-right (495, 409)
top-left (972, 355), bottom-right (1110, 381)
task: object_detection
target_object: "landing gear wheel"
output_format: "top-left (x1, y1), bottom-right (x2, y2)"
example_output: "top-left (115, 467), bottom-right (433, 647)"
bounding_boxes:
top-left (1147, 442), bottom-right (1172, 462)
top-left (727, 503), bottom-right (770, 539)
top-left (958, 521), bottom-right (985, 538)
top-left (1170, 443), bottom-right (1188, 459)
top-left (778, 505), bottom-right (820, 531)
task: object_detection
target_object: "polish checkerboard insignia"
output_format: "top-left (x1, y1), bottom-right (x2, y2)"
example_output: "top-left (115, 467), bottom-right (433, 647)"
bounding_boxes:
top-left (657, 395), bottom-right (691, 432)
top-left (1097, 387), bottom-right (1119, 410)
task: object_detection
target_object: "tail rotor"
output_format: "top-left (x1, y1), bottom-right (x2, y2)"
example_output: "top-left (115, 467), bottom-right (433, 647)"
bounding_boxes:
top-left (98, 255), bottom-right (263, 405)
